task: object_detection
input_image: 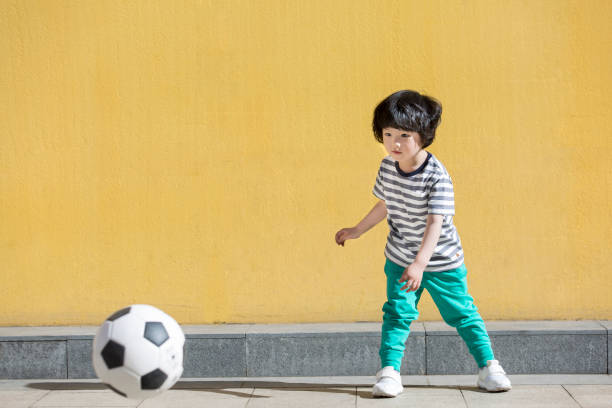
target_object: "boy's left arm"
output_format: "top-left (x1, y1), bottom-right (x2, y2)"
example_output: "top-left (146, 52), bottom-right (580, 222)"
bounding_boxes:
top-left (399, 214), bottom-right (444, 292)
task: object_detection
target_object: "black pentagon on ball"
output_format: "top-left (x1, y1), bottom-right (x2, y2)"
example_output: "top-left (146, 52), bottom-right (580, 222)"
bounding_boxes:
top-left (101, 340), bottom-right (125, 369)
top-left (141, 368), bottom-right (168, 390)
top-left (106, 307), bottom-right (131, 321)
top-left (144, 321), bottom-right (169, 346)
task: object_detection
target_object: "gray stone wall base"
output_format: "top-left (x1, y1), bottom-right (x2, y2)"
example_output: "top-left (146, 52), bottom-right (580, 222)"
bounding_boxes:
top-left (0, 341), bottom-right (66, 379)
top-left (0, 321), bottom-right (609, 379)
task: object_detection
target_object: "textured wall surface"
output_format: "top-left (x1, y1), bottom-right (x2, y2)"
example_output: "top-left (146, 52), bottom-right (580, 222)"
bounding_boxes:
top-left (1, 0), bottom-right (611, 325)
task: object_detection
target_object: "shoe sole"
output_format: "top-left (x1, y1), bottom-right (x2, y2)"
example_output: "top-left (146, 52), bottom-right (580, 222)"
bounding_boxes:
top-left (372, 386), bottom-right (403, 398)
top-left (477, 380), bottom-right (512, 392)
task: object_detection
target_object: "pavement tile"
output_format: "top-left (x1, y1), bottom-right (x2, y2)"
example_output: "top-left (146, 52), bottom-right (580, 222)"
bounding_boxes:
top-left (1, 376), bottom-right (611, 408)
top-left (357, 386), bottom-right (466, 407)
top-left (245, 387), bottom-right (356, 408)
top-left (0, 389), bottom-right (49, 408)
top-left (32, 390), bottom-right (141, 407)
top-left (138, 388), bottom-right (252, 408)
top-left (510, 375), bottom-right (612, 385)
top-left (427, 375), bottom-right (477, 387)
top-left (426, 374), bottom-right (612, 387)
top-left (461, 385), bottom-right (580, 408)
top-left (563, 385), bottom-right (612, 408)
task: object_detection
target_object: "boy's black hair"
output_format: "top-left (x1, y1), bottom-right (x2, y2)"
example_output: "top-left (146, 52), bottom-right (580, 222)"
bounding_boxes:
top-left (372, 90), bottom-right (442, 148)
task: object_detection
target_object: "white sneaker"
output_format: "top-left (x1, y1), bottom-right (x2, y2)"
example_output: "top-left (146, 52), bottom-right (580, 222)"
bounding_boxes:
top-left (477, 360), bottom-right (512, 392)
top-left (372, 366), bottom-right (403, 397)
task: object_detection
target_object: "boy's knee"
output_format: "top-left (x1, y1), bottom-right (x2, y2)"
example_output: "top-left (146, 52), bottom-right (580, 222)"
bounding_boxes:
top-left (383, 301), bottom-right (418, 320)
top-left (443, 311), bottom-right (483, 329)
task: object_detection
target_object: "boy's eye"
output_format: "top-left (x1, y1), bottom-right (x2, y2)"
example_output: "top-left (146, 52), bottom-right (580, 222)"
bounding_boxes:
top-left (383, 132), bottom-right (411, 138)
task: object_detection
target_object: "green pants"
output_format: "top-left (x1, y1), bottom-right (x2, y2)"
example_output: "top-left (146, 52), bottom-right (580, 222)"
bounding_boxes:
top-left (380, 258), bottom-right (494, 371)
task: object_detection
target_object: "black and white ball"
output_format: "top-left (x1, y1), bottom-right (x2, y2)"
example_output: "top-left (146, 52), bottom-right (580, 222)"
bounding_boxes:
top-left (92, 304), bottom-right (185, 399)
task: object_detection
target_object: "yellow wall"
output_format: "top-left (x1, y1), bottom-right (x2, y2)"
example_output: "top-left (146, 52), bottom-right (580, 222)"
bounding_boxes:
top-left (2, 0), bottom-right (611, 326)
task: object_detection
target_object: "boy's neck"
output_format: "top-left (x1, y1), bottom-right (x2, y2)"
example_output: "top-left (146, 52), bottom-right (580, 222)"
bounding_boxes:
top-left (397, 149), bottom-right (428, 174)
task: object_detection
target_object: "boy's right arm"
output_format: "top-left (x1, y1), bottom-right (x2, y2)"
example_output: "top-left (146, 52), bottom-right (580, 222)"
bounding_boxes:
top-left (335, 200), bottom-right (387, 246)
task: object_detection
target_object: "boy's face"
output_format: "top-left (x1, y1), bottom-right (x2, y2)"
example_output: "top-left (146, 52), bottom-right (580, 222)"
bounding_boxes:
top-left (382, 127), bottom-right (424, 160)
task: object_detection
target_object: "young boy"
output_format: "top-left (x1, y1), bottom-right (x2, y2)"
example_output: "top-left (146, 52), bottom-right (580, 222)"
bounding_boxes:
top-left (335, 90), bottom-right (511, 397)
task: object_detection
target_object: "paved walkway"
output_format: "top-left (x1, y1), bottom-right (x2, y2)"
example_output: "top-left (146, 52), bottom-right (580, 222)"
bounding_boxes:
top-left (1, 375), bottom-right (611, 407)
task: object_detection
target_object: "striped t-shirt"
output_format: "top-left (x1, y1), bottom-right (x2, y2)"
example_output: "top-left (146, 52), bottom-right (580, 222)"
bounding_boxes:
top-left (373, 152), bottom-right (464, 272)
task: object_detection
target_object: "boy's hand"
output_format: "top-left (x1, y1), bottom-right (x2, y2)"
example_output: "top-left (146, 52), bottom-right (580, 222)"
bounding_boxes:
top-left (399, 262), bottom-right (425, 292)
top-left (335, 227), bottom-right (361, 246)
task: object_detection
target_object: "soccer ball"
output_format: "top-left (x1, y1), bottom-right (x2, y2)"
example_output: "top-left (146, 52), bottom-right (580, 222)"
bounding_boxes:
top-left (92, 304), bottom-right (185, 399)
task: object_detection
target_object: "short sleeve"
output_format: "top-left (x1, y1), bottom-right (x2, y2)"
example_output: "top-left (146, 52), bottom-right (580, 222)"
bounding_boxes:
top-left (373, 167), bottom-right (385, 200)
top-left (428, 175), bottom-right (455, 216)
